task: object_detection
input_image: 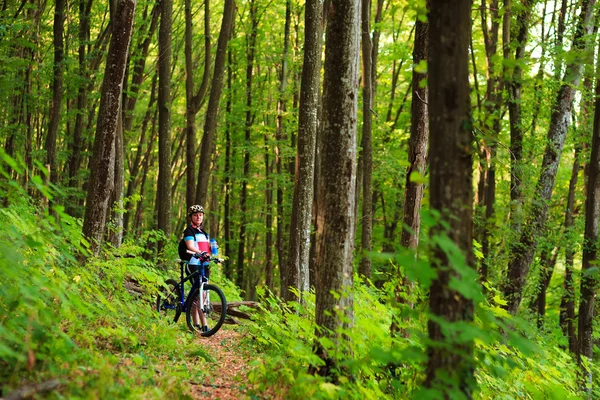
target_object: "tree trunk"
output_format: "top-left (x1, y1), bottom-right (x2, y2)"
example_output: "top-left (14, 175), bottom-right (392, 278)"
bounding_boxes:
top-left (560, 146), bottom-right (580, 354)
top-left (223, 49), bottom-right (234, 282)
top-left (425, 0), bottom-right (475, 396)
top-left (157, 0), bottom-right (173, 247)
top-left (82, 0), bottom-right (136, 255)
top-left (123, 73), bottom-right (158, 233)
top-left (505, 0), bottom-right (534, 238)
top-left (311, 0), bottom-right (360, 379)
top-left (284, 0), bottom-right (323, 301)
top-left (392, 1), bottom-right (428, 334)
top-left (45, 0), bottom-right (64, 187)
top-left (108, 115), bottom-right (125, 247)
top-left (476, 0), bottom-right (502, 286)
top-left (400, 9), bottom-right (428, 252)
top-left (358, 0), bottom-right (373, 279)
top-left (264, 133), bottom-right (275, 292)
top-left (504, 0), bottom-right (596, 314)
top-left (578, 74), bottom-right (600, 384)
top-left (275, 0), bottom-right (292, 292)
top-left (67, 0), bottom-right (92, 206)
top-left (184, 0), bottom-right (211, 207)
top-left (195, 0), bottom-right (235, 206)
top-left (237, 0), bottom-right (258, 295)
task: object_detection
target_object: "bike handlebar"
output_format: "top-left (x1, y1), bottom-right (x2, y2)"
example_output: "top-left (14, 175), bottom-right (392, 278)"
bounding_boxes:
top-left (185, 249), bottom-right (223, 263)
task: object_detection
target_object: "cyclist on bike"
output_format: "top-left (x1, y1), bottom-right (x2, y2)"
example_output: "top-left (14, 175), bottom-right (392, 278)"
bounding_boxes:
top-left (181, 204), bottom-right (211, 332)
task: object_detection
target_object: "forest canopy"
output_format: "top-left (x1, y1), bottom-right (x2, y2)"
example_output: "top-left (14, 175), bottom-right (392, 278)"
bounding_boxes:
top-left (2, 0), bottom-right (600, 398)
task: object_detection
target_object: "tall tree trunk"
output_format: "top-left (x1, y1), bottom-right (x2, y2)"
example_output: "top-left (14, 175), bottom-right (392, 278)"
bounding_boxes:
top-left (195, 0), bottom-right (235, 206)
top-left (82, 0), bottom-right (136, 255)
top-left (223, 49), bottom-right (234, 282)
top-left (505, 0), bottom-right (534, 239)
top-left (184, 0), bottom-right (211, 207)
top-left (476, 0), bottom-right (502, 286)
top-left (358, 0), bottom-right (373, 279)
top-left (425, 0), bottom-right (475, 396)
top-left (504, 0), bottom-right (596, 314)
top-left (284, 0), bottom-right (323, 301)
top-left (577, 74), bottom-right (600, 385)
top-left (237, 0), bottom-right (258, 295)
top-left (45, 0), bottom-right (64, 187)
top-left (275, 0), bottom-right (292, 294)
top-left (392, 1), bottom-right (428, 334)
top-left (122, 3), bottom-right (159, 133)
top-left (67, 0), bottom-right (92, 204)
top-left (133, 109), bottom-right (158, 234)
top-left (560, 146), bottom-right (581, 354)
top-left (400, 4), bottom-right (428, 253)
top-left (311, 0), bottom-right (360, 379)
top-left (264, 136), bottom-right (274, 292)
top-left (108, 116), bottom-right (125, 247)
top-left (123, 72), bottom-right (158, 233)
top-left (157, 0), bottom-right (173, 247)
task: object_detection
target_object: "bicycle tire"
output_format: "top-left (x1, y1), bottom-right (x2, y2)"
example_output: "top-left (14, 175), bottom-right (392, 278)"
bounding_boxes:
top-left (156, 278), bottom-right (181, 323)
top-left (185, 283), bottom-right (227, 337)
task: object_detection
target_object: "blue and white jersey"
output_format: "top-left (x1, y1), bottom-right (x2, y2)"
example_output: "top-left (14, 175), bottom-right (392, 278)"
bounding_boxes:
top-left (183, 225), bottom-right (210, 265)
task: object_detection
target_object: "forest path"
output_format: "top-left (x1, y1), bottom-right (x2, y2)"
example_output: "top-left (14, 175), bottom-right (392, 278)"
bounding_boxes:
top-left (187, 328), bottom-right (251, 399)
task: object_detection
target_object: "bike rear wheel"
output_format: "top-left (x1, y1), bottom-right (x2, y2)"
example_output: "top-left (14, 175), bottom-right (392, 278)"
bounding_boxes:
top-left (156, 278), bottom-right (181, 323)
top-left (185, 283), bottom-right (227, 337)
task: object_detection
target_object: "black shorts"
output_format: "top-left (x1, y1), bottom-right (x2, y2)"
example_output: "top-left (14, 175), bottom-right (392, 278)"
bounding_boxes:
top-left (185, 263), bottom-right (210, 286)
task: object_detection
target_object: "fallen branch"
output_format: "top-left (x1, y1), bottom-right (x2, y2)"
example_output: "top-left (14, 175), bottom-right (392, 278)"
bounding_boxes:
top-left (210, 301), bottom-right (259, 324)
top-left (2, 379), bottom-right (61, 400)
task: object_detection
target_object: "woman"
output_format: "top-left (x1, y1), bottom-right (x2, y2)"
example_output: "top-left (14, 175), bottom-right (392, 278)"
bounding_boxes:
top-left (182, 204), bottom-right (211, 332)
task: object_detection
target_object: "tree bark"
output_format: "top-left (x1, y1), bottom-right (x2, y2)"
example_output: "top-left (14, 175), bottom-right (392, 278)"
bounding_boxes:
top-left (504, 0), bottom-right (596, 314)
top-left (425, 0), bottom-right (475, 396)
top-left (284, 0), bottom-right (323, 301)
top-left (223, 49), bottom-right (234, 282)
top-left (578, 74), bottom-right (600, 382)
top-left (82, 0), bottom-right (136, 255)
top-left (400, 9), bottom-right (428, 252)
top-left (311, 0), bottom-right (360, 379)
top-left (358, 0), bottom-right (373, 279)
top-left (392, 1), bottom-right (428, 334)
top-left (157, 0), bottom-right (173, 246)
top-left (237, 0), bottom-right (258, 295)
top-left (184, 0), bottom-right (211, 207)
top-left (505, 0), bottom-right (534, 238)
top-left (45, 0), bottom-right (64, 187)
top-left (123, 72), bottom-right (158, 233)
top-left (275, 0), bottom-right (292, 292)
top-left (476, 0), bottom-right (502, 286)
top-left (195, 0), bottom-right (235, 206)
top-left (67, 0), bottom-right (92, 202)
top-left (560, 147), bottom-right (580, 354)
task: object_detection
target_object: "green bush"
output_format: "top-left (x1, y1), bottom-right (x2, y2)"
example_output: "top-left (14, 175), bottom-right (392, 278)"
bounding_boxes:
top-left (0, 154), bottom-right (214, 399)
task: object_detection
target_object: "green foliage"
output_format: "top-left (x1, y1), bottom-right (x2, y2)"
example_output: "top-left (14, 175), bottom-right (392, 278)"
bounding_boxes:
top-left (0, 154), bottom-right (220, 398)
top-left (241, 227), bottom-right (586, 400)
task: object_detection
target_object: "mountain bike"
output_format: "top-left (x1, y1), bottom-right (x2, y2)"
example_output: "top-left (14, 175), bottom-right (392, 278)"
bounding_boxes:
top-left (156, 253), bottom-right (227, 337)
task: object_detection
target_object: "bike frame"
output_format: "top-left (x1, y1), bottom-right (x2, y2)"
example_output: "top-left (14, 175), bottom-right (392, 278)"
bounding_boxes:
top-left (171, 261), bottom-right (213, 320)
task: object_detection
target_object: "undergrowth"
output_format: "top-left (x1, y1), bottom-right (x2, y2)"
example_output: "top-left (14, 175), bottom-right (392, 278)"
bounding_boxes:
top-left (0, 154), bottom-right (237, 399)
top-left (241, 274), bottom-right (590, 399)
top-left (1, 152), bottom-right (596, 399)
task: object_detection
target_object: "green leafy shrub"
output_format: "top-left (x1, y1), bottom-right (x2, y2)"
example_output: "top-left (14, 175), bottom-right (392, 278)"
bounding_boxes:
top-left (0, 153), bottom-right (215, 398)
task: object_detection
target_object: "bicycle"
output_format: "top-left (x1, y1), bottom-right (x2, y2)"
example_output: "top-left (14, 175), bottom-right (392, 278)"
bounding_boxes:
top-left (156, 252), bottom-right (227, 337)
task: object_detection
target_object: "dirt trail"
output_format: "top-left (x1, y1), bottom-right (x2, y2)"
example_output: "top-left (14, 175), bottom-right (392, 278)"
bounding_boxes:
top-left (188, 328), bottom-right (250, 399)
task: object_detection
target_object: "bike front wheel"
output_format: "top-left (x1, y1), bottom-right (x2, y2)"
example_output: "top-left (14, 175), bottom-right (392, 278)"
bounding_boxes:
top-left (185, 283), bottom-right (227, 337)
top-left (156, 278), bottom-right (181, 323)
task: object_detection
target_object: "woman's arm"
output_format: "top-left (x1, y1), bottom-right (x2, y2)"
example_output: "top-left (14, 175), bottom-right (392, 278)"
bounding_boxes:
top-left (185, 239), bottom-right (200, 254)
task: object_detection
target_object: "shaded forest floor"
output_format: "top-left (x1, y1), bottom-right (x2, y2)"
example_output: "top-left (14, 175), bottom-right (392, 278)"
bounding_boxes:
top-left (186, 328), bottom-right (248, 399)
top-left (178, 327), bottom-right (278, 400)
